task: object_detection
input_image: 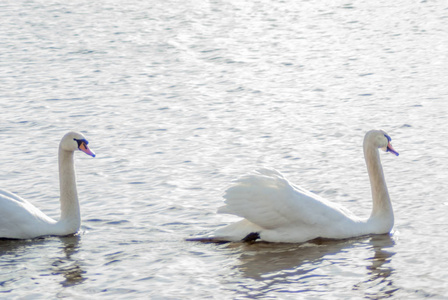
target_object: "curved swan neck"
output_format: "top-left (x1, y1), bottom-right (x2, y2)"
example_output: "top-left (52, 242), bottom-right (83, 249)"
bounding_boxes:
top-left (58, 146), bottom-right (80, 230)
top-left (363, 139), bottom-right (393, 222)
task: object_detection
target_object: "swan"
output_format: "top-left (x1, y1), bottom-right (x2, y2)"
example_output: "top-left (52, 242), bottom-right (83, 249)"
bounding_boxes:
top-left (0, 132), bottom-right (95, 239)
top-left (189, 130), bottom-right (399, 243)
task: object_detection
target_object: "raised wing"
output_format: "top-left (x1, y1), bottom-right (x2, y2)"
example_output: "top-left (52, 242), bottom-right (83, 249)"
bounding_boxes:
top-left (218, 168), bottom-right (354, 230)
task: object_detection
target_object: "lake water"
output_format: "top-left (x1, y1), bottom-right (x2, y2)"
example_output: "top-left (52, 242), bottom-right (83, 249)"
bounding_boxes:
top-left (1, 0), bottom-right (448, 299)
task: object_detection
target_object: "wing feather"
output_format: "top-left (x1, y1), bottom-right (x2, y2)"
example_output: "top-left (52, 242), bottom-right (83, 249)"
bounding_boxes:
top-left (218, 168), bottom-right (353, 230)
top-left (0, 190), bottom-right (55, 239)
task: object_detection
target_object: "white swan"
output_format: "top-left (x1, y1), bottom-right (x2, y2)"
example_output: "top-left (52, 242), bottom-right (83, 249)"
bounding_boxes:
top-left (0, 132), bottom-right (95, 239)
top-left (191, 130), bottom-right (399, 243)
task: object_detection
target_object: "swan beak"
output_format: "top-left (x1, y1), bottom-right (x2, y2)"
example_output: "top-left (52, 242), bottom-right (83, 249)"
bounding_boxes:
top-left (387, 142), bottom-right (399, 156)
top-left (79, 142), bottom-right (96, 157)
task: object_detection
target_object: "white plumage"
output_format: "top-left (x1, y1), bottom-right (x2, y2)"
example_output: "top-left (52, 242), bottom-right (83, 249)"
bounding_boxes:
top-left (194, 130), bottom-right (398, 243)
top-left (0, 132), bottom-right (95, 239)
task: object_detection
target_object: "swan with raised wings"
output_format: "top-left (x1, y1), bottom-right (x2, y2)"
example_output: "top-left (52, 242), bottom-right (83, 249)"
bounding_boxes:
top-left (189, 130), bottom-right (399, 243)
top-left (0, 132), bottom-right (95, 239)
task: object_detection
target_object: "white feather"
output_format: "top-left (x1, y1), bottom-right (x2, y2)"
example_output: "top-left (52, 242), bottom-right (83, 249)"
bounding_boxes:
top-left (208, 130), bottom-right (397, 243)
top-left (0, 132), bottom-right (95, 239)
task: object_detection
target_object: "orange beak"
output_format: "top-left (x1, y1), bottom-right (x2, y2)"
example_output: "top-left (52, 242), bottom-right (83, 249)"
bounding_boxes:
top-left (386, 142), bottom-right (399, 156)
top-left (79, 142), bottom-right (96, 157)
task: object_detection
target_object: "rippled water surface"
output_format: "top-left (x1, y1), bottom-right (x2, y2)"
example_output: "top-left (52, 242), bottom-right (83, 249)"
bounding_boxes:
top-left (1, 0), bottom-right (448, 299)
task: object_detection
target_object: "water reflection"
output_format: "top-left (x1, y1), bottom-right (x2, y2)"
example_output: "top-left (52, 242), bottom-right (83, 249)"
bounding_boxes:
top-left (0, 237), bottom-right (48, 256)
top-left (0, 235), bottom-right (86, 288)
top-left (235, 237), bottom-right (360, 280)
top-left (354, 235), bottom-right (398, 299)
top-left (52, 235), bottom-right (86, 287)
top-left (233, 235), bottom-right (397, 298)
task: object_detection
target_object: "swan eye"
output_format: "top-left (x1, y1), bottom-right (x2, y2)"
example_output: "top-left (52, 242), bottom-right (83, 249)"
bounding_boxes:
top-left (73, 138), bottom-right (89, 148)
top-left (384, 134), bottom-right (391, 142)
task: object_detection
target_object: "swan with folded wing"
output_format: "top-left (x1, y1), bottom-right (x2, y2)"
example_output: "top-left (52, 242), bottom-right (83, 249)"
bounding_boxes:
top-left (0, 132), bottom-right (95, 239)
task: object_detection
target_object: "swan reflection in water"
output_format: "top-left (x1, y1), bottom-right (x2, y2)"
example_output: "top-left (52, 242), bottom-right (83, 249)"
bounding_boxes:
top-left (353, 235), bottom-right (398, 299)
top-left (0, 235), bottom-right (86, 288)
top-left (232, 234), bottom-right (397, 298)
top-left (53, 235), bottom-right (86, 287)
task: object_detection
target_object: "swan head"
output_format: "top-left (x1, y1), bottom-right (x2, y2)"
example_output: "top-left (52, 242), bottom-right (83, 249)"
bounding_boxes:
top-left (60, 132), bottom-right (96, 157)
top-left (365, 130), bottom-right (399, 156)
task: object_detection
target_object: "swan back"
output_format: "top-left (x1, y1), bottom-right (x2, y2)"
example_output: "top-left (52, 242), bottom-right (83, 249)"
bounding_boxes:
top-left (216, 169), bottom-right (365, 243)
top-left (0, 189), bottom-right (57, 239)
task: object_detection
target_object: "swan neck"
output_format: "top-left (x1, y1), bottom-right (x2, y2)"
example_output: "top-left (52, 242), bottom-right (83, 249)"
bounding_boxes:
top-left (58, 146), bottom-right (80, 231)
top-left (364, 142), bottom-right (393, 222)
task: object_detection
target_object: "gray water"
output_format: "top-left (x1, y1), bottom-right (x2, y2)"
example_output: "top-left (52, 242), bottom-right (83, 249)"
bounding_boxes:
top-left (1, 0), bottom-right (448, 299)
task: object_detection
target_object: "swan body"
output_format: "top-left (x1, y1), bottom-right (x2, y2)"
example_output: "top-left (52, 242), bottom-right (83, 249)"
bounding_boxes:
top-left (0, 132), bottom-right (95, 239)
top-left (198, 130), bottom-right (398, 243)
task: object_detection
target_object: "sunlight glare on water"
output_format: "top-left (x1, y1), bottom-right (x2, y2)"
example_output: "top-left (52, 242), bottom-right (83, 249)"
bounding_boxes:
top-left (1, 0), bottom-right (448, 299)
